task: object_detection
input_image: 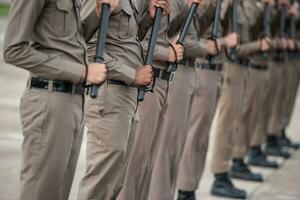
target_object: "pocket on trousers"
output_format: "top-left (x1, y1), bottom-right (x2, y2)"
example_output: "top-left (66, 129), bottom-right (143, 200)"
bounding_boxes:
top-left (85, 84), bottom-right (109, 119)
top-left (19, 89), bottom-right (49, 137)
top-left (19, 89), bottom-right (50, 173)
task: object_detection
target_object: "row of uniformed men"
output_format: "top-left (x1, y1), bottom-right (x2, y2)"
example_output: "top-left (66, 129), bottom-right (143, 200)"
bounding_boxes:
top-left (3, 0), bottom-right (300, 199)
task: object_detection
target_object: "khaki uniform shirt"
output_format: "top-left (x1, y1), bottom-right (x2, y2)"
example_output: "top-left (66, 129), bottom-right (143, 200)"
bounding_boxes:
top-left (82, 0), bottom-right (151, 85)
top-left (140, 0), bottom-right (189, 70)
top-left (170, 0), bottom-right (215, 61)
top-left (195, 0), bottom-right (227, 64)
top-left (3, 0), bottom-right (99, 84)
top-left (221, 0), bottom-right (261, 60)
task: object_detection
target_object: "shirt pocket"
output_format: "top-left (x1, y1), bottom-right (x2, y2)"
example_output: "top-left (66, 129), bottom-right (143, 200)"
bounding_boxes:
top-left (117, 0), bottom-right (137, 39)
top-left (53, 0), bottom-right (78, 36)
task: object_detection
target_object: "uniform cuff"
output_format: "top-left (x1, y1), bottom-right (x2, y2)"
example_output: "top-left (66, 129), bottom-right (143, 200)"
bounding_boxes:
top-left (154, 45), bottom-right (169, 62)
top-left (60, 60), bottom-right (86, 83)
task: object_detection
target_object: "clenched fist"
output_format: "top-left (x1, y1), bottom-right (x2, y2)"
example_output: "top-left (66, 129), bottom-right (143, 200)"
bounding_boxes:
top-left (260, 37), bottom-right (270, 52)
top-left (96, 0), bottom-right (120, 16)
top-left (86, 63), bottom-right (107, 84)
top-left (187, 0), bottom-right (205, 9)
top-left (148, 0), bottom-right (170, 18)
top-left (224, 32), bottom-right (238, 48)
top-left (133, 65), bottom-right (153, 86)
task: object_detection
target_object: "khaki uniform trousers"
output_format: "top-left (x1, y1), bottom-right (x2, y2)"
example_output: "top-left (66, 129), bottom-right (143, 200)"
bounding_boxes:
top-left (260, 66), bottom-right (272, 141)
top-left (147, 64), bottom-right (196, 200)
top-left (19, 87), bottom-right (84, 200)
top-left (233, 67), bottom-right (268, 158)
top-left (211, 63), bottom-right (246, 174)
top-left (177, 68), bottom-right (222, 192)
top-left (276, 61), bottom-right (291, 131)
top-left (78, 83), bottom-right (138, 200)
top-left (267, 60), bottom-right (285, 135)
top-left (250, 67), bottom-right (270, 147)
top-left (281, 59), bottom-right (300, 128)
top-left (117, 77), bottom-right (171, 200)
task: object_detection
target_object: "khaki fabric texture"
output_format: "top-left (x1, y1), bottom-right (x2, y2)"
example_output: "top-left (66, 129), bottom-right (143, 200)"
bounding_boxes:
top-left (233, 68), bottom-right (267, 158)
top-left (3, 0), bottom-right (98, 83)
top-left (78, 84), bottom-right (138, 200)
top-left (250, 67), bottom-right (270, 147)
top-left (177, 69), bottom-right (222, 191)
top-left (281, 60), bottom-right (300, 128)
top-left (259, 66), bottom-right (272, 144)
top-left (267, 61), bottom-right (286, 135)
top-left (4, 0), bottom-right (99, 199)
top-left (277, 61), bottom-right (291, 131)
top-left (117, 0), bottom-right (190, 198)
top-left (117, 79), bottom-right (171, 200)
top-left (81, 0), bottom-right (144, 85)
top-left (147, 65), bottom-right (196, 200)
top-left (78, 0), bottom-right (144, 199)
top-left (146, 1), bottom-right (218, 199)
top-left (19, 88), bottom-right (84, 200)
top-left (211, 63), bottom-right (246, 174)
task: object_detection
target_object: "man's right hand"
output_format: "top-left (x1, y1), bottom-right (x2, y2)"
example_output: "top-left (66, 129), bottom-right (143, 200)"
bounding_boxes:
top-left (86, 63), bottom-right (107, 84)
top-left (187, 0), bottom-right (205, 9)
top-left (168, 36), bottom-right (184, 62)
top-left (96, 0), bottom-right (120, 16)
top-left (224, 33), bottom-right (238, 48)
top-left (260, 37), bottom-right (271, 52)
top-left (133, 65), bottom-right (153, 86)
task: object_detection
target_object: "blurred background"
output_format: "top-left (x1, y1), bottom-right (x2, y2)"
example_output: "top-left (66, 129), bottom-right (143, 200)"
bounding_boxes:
top-left (0, 1), bottom-right (300, 199)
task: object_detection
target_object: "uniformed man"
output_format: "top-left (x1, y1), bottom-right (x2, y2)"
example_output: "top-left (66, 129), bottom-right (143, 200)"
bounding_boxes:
top-left (146, 1), bottom-right (218, 199)
top-left (265, 0), bottom-right (292, 158)
top-left (77, 0), bottom-right (169, 199)
top-left (3, 0), bottom-right (108, 199)
top-left (247, 0), bottom-right (281, 169)
top-left (171, 0), bottom-right (240, 199)
top-left (117, 1), bottom-right (203, 199)
top-left (210, 0), bottom-right (270, 198)
top-left (228, 0), bottom-right (270, 183)
top-left (276, 2), bottom-right (300, 149)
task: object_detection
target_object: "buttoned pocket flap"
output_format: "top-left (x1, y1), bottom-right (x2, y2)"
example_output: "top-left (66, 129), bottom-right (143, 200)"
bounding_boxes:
top-left (121, 0), bottom-right (134, 15)
top-left (56, 0), bottom-right (72, 12)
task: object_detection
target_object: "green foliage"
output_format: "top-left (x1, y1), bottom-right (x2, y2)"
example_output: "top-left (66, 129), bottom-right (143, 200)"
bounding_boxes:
top-left (0, 4), bottom-right (10, 16)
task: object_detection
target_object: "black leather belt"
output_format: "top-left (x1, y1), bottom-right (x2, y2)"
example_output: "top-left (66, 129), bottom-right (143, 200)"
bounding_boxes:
top-left (200, 63), bottom-right (223, 71)
top-left (107, 79), bottom-right (128, 86)
top-left (153, 68), bottom-right (173, 81)
top-left (237, 59), bottom-right (250, 67)
top-left (249, 63), bottom-right (268, 70)
top-left (181, 59), bottom-right (195, 67)
top-left (29, 78), bottom-right (84, 95)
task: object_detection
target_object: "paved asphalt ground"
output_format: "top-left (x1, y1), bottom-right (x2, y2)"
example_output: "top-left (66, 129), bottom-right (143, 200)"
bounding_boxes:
top-left (0, 16), bottom-right (300, 200)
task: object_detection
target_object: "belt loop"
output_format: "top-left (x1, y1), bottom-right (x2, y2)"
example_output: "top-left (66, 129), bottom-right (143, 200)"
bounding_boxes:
top-left (48, 80), bottom-right (53, 92)
top-left (170, 72), bottom-right (174, 82)
top-left (72, 84), bottom-right (76, 95)
top-left (27, 78), bottom-right (32, 88)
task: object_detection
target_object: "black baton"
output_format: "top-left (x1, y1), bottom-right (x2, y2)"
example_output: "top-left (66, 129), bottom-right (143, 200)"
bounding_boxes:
top-left (230, 0), bottom-right (238, 64)
top-left (167, 3), bottom-right (199, 72)
top-left (90, 3), bottom-right (110, 99)
top-left (137, 7), bottom-right (163, 102)
top-left (208, 0), bottom-right (222, 66)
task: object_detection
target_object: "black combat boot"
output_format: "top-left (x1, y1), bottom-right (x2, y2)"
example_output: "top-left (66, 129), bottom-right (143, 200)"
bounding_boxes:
top-left (230, 159), bottom-right (263, 182)
top-left (248, 146), bottom-right (279, 169)
top-left (277, 129), bottom-right (300, 150)
top-left (210, 173), bottom-right (246, 199)
top-left (177, 190), bottom-right (195, 200)
top-left (265, 135), bottom-right (291, 158)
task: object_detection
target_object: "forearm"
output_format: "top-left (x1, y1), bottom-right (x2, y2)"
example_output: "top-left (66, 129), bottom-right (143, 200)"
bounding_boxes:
top-left (3, 0), bottom-right (84, 83)
top-left (183, 39), bottom-right (208, 59)
top-left (236, 41), bottom-right (260, 57)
